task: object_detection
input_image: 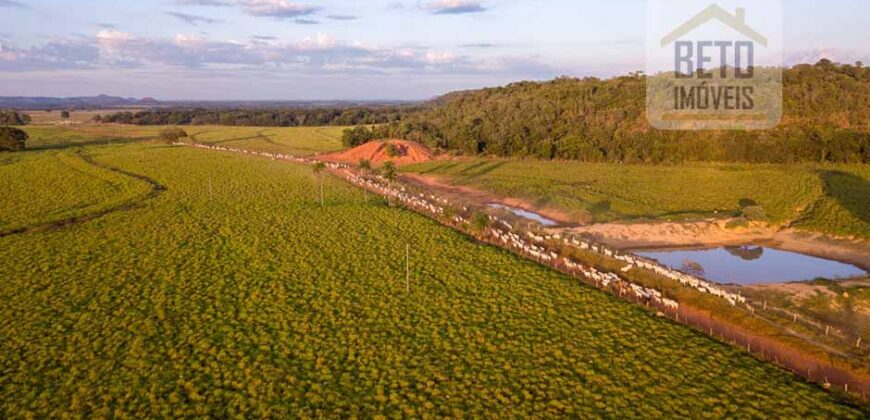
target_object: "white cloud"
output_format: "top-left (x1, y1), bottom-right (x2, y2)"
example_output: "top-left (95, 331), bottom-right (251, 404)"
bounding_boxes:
top-left (239, 0), bottom-right (319, 18)
top-left (0, 30), bottom-right (555, 80)
top-left (427, 0), bottom-right (486, 15)
top-left (167, 11), bottom-right (221, 26)
top-left (174, 0), bottom-right (233, 6)
top-left (423, 51), bottom-right (458, 65)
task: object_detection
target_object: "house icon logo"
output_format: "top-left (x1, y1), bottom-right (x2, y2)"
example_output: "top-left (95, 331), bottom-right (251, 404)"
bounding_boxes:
top-left (660, 5), bottom-right (767, 48)
top-left (645, 0), bottom-right (783, 131)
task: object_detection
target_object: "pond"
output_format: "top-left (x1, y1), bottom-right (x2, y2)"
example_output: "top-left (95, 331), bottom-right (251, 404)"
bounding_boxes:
top-left (488, 203), bottom-right (558, 226)
top-left (635, 246), bottom-right (866, 285)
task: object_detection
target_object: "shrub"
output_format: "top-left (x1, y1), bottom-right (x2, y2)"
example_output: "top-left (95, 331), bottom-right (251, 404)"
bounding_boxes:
top-left (742, 205), bottom-right (766, 221)
top-left (472, 212), bottom-right (490, 231)
top-left (385, 143), bottom-right (402, 157)
top-left (381, 161), bottom-right (396, 182)
top-left (159, 127), bottom-right (189, 144)
top-left (0, 126), bottom-right (28, 151)
top-left (60, 111), bottom-right (70, 119)
top-left (0, 110), bottom-right (30, 126)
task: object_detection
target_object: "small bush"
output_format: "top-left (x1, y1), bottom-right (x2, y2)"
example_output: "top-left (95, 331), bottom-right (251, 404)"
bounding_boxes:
top-left (159, 127), bottom-right (189, 144)
top-left (742, 205), bottom-right (766, 221)
top-left (385, 143), bottom-right (402, 157)
top-left (0, 126), bottom-right (28, 151)
top-left (472, 212), bottom-right (489, 231)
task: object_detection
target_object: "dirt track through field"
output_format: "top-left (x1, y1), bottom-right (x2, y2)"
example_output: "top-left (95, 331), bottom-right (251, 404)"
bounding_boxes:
top-left (0, 149), bottom-right (166, 238)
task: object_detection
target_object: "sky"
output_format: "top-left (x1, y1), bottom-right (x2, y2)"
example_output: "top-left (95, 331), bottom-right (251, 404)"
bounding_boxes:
top-left (0, 0), bottom-right (867, 100)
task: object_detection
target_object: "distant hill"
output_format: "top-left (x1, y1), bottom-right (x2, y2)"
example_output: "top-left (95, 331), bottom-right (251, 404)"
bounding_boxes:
top-left (0, 94), bottom-right (159, 110)
top-left (0, 95), bottom-right (412, 111)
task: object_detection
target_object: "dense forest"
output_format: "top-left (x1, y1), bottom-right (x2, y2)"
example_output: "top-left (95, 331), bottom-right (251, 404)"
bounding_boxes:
top-left (97, 106), bottom-right (409, 127)
top-left (100, 60), bottom-right (869, 164)
top-left (350, 60), bottom-right (869, 164)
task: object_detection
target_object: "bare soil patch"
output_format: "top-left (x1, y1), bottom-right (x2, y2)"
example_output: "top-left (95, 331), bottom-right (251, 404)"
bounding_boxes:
top-left (321, 140), bottom-right (434, 166)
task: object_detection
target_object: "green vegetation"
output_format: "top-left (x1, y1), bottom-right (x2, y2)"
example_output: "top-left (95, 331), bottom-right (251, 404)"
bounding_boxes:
top-left (404, 159), bottom-right (822, 224)
top-left (404, 158), bottom-right (870, 238)
top-left (343, 124), bottom-right (380, 147)
top-left (99, 106), bottom-right (409, 126)
top-left (385, 142), bottom-right (401, 157)
top-left (1, 141), bottom-right (863, 417)
top-left (740, 278), bottom-right (870, 359)
top-left (0, 149), bottom-right (152, 233)
top-left (360, 61), bottom-right (870, 164)
top-left (0, 109), bottom-right (31, 126)
top-left (794, 166), bottom-right (870, 238)
top-left (188, 126), bottom-right (346, 155)
top-left (158, 127), bottom-right (188, 144)
top-left (22, 124), bottom-right (166, 148)
top-left (96, 62), bottom-right (869, 164)
top-left (0, 127), bottom-right (28, 151)
top-left (17, 125), bottom-right (345, 156)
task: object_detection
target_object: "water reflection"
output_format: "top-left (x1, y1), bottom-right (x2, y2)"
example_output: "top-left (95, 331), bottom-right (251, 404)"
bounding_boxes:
top-left (636, 246), bottom-right (866, 285)
top-left (488, 204), bottom-right (558, 226)
top-left (724, 245), bottom-right (764, 261)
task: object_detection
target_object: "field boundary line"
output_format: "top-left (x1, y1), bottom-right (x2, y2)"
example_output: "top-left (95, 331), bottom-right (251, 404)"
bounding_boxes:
top-left (0, 149), bottom-right (166, 238)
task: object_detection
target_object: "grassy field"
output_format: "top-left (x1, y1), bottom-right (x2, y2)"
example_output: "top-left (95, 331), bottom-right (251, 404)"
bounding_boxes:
top-left (188, 126), bottom-right (346, 156)
top-left (22, 109), bottom-right (145, 125)
top-left (1, 140), bottom-right (865, 417)
top-left (21, 124), bottom-right (347, 157)
top-left (0, 149), bottom-right (152, 233)
top-left (403, 159), bottom-right (870, 238)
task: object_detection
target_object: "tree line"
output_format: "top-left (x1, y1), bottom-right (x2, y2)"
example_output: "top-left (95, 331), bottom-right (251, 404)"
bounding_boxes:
top-left (345, 60), bottom-right (869, 164)
top-left (97, 106), bottom-right (411, 127)
top-left (97, 60), bottom-right (869, 164)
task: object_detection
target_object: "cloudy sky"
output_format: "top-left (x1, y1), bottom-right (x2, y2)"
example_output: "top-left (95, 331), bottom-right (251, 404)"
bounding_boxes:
top-left (0, 0), bottom-right (867, 100)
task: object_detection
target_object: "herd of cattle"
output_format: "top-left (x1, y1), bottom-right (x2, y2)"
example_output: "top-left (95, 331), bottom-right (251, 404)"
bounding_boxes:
top-left (179, 141), bottom-right (749, 312)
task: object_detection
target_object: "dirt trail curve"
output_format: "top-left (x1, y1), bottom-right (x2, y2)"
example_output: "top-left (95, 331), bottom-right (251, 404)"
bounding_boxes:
top-left (0, 149), bottom-right (166, 238)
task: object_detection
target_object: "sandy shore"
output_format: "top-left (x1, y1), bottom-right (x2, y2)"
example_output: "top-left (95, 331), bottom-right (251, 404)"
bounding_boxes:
top-left (567, 221), bottom-right (870, 272)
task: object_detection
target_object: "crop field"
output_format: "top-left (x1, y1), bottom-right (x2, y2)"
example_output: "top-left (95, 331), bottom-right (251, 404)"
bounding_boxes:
top-left (403, 159), bottom-right (870, 237)
top-left (22, 125), bottom-right (166, 149)
top-left (21, 124), bottom-right (346, 157)
top-left (0, 141), bottom-right (865, 417)
top-left (188, 126), bottom-right (346, 156)
top-left (0, 149), bottom-right (152, 233)
top-left (22, 109), bottom-right (142, 125)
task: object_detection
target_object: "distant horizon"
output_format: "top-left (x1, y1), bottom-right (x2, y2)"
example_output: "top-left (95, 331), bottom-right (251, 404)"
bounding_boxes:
top-left (0, 57), bottom-right (859, 103)
top-left (1, 0), bottom-right (867, 100)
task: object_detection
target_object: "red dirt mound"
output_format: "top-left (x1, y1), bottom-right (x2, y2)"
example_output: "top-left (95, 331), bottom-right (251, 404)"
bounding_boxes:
top-left (321, 140), bottom-right (434, 166)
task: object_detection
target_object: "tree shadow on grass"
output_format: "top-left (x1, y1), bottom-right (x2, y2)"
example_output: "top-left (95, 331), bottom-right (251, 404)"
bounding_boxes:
top-left (819, 170), bottom-right (870, 225)
top-left (456, 161), bottom-right (505, 182)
